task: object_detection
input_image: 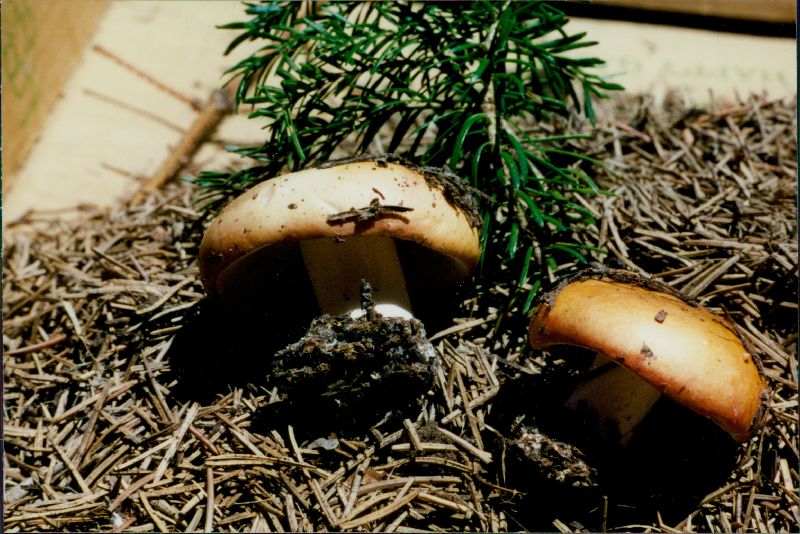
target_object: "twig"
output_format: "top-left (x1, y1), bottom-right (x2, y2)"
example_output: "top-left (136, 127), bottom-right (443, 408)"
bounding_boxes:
top-left (133, 84), bottom-right (237, 202)
top-left (189, 425), bottom-right (220, 455)
top-left (51, 440), bottom-right (91, 494)
top-left (153, 403), bottom-right (198, 483)
top-left (338, 490), bottom-right (419, 530)
top-left (5, 333), bottom-right (68, 356)
top-left (92, 44), bottom-right (200, 110)
top-left (135, 277), bottom-right (194, 315)
top-left (109, 472), bottom-right (158, 512)
top-left (205, 467), bottom-right (215, 533)
top-left (435, 426), bottom-right (492, 464)
top-left (73, 379), bottom-right (115, 466)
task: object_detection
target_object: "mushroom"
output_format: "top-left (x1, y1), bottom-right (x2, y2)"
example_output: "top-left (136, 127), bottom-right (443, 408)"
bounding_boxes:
top-left (528, 270), bottom-right (770, 443)
top-left (199, 155), bottom-right (482, 322)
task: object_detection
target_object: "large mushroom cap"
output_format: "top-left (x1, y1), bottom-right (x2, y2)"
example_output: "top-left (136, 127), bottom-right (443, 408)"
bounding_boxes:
top-left (199, 156), bottom-right (481, 310)
top-left (528, 270), bottom-right (770, 442)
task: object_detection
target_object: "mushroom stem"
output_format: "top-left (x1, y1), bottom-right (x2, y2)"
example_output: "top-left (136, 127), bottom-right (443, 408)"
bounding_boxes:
top-left (299, 235), bottom-right (413, 319)
top-left (565, 353), bottom-right (662, 445)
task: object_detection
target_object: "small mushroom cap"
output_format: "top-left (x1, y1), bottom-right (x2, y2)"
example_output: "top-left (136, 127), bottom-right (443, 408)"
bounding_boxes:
top-left (199, 159), bottom-right (481, 300)
top-left (528, 271), bottom-right (769, 442)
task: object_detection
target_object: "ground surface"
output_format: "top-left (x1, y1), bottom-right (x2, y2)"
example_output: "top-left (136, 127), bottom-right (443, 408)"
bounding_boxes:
top-left (3, 94), bottom-right (797, 532)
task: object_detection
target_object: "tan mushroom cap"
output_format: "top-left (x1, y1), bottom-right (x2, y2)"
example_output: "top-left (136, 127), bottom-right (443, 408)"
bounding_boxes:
top-left (199, 160), bottom-right (481, 299)
top-left (528, 272), bottom-right (769, 442)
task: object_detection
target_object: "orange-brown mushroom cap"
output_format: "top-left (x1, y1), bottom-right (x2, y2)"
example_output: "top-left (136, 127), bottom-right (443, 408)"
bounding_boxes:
top-left (199, 156), bottom-right (482, 302)
top-left (528, 271), bottom-right (770, 442)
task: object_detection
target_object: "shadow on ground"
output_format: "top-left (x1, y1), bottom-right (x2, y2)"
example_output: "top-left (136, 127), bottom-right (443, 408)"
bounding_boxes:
top-left (159, 273), bottom-right (738, 531)
top-left (161, 292), bottom-right (458, 442)
top-left (164, 298), bottom-right (312, 403)
top-left (488, 366), bottom-right (739, 531)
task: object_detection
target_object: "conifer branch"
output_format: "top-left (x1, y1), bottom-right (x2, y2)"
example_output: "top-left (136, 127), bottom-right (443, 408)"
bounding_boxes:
top-left (193, 1), bottom-right (623, 312)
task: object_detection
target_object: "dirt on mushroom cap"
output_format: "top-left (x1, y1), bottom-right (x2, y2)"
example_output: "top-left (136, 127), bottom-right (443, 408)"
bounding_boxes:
top-left (199, 156), bottom-right (482, 299)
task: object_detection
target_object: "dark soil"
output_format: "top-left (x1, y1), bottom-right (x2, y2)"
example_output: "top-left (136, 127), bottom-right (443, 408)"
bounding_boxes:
top-left (258, 284), bottom-right (437, 441)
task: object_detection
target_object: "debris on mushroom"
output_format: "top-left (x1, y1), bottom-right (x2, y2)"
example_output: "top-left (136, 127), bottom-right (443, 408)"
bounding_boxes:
top-left (508, 424), bottom-right (598, 489)
top-left (528, 270), bottom-right (770, 444)
top-left (263, 281), bottom-right (438, 437)
top-left (199, 154), bottom-right (482, 322)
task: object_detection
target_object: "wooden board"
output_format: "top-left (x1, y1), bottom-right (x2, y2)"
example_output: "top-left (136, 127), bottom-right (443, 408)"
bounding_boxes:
top-left (3, 3), bottom-right (796, 226)
top-left (569, 17), bottom-right (797, 103)
top-left (1, 0), bottom-right (109, 187)
top-left (594, 0), bottom-right (796, 23)
top-left (3, 1), bottom-right (264, 224)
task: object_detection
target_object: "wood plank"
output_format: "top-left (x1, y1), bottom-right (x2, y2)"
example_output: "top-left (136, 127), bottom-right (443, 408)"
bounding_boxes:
top-left (3, 1), bottom-right (264, 225)
top-left (1, 0), bottom-right (109, 187)
top-left (594, 0), bottom-right (796, 23)
top-left (569, 17), bottom-right (796, 103)
top-left (3, 3), bottom-right (796, 225)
